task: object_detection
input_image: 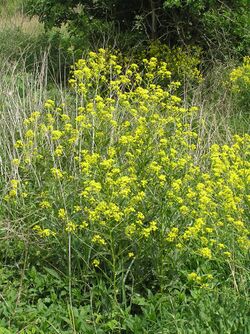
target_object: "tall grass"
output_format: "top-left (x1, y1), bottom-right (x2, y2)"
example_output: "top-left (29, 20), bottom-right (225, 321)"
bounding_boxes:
top-left (0, 0), bottom-right (42, 33)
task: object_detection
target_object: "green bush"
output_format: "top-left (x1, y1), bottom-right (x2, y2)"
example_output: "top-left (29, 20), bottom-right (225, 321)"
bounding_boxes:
top-left (25, 0), bottom-right (250, 58)
top-left (230, 56), bottom-right (250, 112)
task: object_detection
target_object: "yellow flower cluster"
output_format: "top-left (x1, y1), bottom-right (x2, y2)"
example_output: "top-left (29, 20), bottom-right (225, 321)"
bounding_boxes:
top-left (187, 272), bottom-right (213, 288)
top-left (4, 49), bottom-right (249, 284)
top-left (4, 179), bottom-right (19, 201)
top-left (230, 56), bottom-right (250, 93)
top-left (230, 56), bottom-right (250, 109)
top-left (33, 225), bottom-right (56, 238)
top-left (142, 41), bottom-right (203, 83)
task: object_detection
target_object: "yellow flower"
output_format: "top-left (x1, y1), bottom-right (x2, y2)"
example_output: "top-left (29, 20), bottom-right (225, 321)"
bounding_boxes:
top-left (180, 205), bottom-right (189, 215)
top-left (44, 99), bottom-right (55, 109)
top-left (51, 167), bottom-right (63, 179)
top-left (9, 189), bottom-right (17, 197)
top-left (223, 251), bottom-right (231, 257)
top-left (80, 221), bottom-right (88, 229)
top-left (14, 140), bottom-right (23, 148)
top-left (25, 129), bottom-right (35, 139)
top-left (65, 221), bottom-right (77, 233)
top-left (51, 130), bottom-right (63, 140)
top-left (92, 234), bottom-right (106, 246)
top-left (125, 223), bottom-right (137, 237)
top-left (92, 259), bottom-right (100, 267)
top-left (198, 247), bottom-right (212, 260)
top-left (39, 201), bottom-right (51, 209)
top-left (10, 179), bottom-right (19, 189)
top-left (55, 145), bottom-right (63, 157)
top-left (33, 225), bottom-right (56, 237)
top-left (58, 208), bottom-right (67, 220)
top-left (61, 114), bottom-right (70, 122)
top-left (73, 205), bottom-right (81, 213)
top-left (187, 272), bottom-right (198, 281)
top-left (166, 227), bottom-right (179, 242)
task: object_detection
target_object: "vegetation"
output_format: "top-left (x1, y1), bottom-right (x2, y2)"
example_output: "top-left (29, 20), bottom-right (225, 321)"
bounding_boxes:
top-left (0, 1), bottom-right (249, 333)
top-left (25, 0), bottom-right (250, 57)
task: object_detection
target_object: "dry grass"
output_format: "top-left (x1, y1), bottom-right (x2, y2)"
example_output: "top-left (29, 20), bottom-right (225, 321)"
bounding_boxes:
top-left (0, 12), bottom-right (43, 35)
top-left (0, 1), bottom-right (43, 36)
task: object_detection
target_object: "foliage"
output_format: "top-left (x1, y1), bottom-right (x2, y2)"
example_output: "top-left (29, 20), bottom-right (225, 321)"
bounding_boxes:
top-left (0, 0), bottom-right (24, 17)
top-left (0, 266), bottom-right (249, 332)
top-left (24, 0), bottom-right (250, 57)
top-left (142, 41), bottom-right (203, 85)
top-left (0, 265), bottom-right (249, 332)
top-left (230, 56), bottom-right (250, 111)
top-left (163, 0), bottom-right (250, 57)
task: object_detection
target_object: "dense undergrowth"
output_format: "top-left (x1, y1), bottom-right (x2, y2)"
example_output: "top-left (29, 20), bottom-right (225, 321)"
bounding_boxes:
top-left (0, 1), bottom-right (250, 333)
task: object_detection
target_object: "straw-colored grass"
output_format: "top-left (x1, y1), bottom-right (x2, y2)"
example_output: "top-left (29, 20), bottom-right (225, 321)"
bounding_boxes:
top-left (0, 0), bottom-right (43, 35)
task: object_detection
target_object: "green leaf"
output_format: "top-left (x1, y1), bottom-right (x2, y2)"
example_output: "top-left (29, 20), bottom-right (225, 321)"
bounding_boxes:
top-left (0, 328), bottom-right (11, 334)
top-left (44, 267), bottom-right (61, 281)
